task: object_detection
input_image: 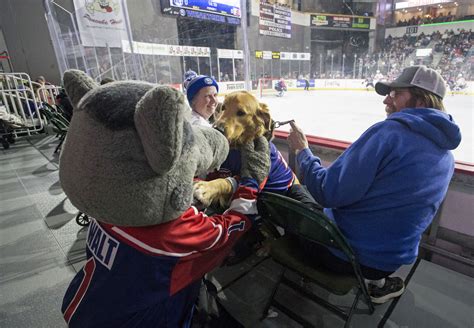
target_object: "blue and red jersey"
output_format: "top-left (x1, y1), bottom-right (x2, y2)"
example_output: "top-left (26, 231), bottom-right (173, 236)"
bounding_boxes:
top-left (209, 142), bottom-right (295, 193)
top-left (62, 185), bottom-right (258, 328)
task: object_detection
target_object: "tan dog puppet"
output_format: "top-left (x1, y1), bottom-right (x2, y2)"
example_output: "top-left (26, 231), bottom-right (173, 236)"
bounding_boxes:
top-left (215, 90), bottom-right (273, 146)
top-left (194, 91), bottom-right (296, 208)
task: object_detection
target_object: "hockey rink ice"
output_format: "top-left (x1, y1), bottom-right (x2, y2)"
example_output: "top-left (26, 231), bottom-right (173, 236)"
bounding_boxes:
top-left (260, 90), bottom-right (473, 163)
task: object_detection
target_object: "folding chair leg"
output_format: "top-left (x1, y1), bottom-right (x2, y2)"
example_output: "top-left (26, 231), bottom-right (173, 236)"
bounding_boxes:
top-left (54, 140), bottom-right (63, 154)
top-left (260, 266), bottom-right (286, 321)
top-left (362, 288), bottom-right (375, 314)
top-left (54, 135), bottom-right (65, 153)
top-left (344, 288), bottom-right (362, 328)
top-left (355, 268), bottom-right (375, 314)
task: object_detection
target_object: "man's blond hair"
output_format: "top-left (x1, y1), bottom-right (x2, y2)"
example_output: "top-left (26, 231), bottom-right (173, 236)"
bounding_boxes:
top-left (408, 87), bottom-right (445, 112)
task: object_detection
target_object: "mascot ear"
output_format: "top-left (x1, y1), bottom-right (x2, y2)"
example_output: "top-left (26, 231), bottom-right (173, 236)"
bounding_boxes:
top-left (63, 69), bottom-right (98, 107)
top-left (257, 102), bottom-right (274, 141)
top-left (135, 86), bottom-right (188, 175)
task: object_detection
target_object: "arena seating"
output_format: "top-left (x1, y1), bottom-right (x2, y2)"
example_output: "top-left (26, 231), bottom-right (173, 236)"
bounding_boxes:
top-left (358, 29), bottom-right (472, 82)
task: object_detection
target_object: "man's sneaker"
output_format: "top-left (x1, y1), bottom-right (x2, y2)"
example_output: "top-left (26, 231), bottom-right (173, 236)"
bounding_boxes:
top-left (368, 277), bottom-right (405, 304)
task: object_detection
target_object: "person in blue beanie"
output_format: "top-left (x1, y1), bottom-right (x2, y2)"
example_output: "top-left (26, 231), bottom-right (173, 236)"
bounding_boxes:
top-left (287, 65), bottom-right (461, 304)
top-left (183, 71), bottom-right (219, 127)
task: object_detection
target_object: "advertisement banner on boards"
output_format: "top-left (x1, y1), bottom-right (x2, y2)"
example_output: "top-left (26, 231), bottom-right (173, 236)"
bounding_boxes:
top-left (218, 49), bottom-right (244, 59)
top-left (296, 79), bottom-right (315, 88)
top-left (122, 40), bottom-right (210, 57)
top-left (217, 81), bottom-right (246, 93)
top-left (280, 52), bottom-right (311, 61)
top-left (73, 0), bottom-right (128, 47)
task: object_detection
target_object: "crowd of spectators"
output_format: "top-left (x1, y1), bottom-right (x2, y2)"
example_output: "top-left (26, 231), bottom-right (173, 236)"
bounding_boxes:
top-left (396, 13), bottom-right (474, 27)
top-left (255, 28), bottom-right (472, 83)
top-left (396, 12), bottom-right (455, 27)
top-left (355, 29), bottom-right (472, 83)
top-left (434, 29), bottom-right (473, 82)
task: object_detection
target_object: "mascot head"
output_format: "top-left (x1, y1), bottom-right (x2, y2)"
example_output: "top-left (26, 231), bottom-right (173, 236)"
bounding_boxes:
top-left (59, 70), bottom-right (228, 226)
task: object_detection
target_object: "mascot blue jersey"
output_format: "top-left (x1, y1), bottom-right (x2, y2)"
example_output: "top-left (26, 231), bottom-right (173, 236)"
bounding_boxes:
top-left (212, 142), bottom-right (295, 193)
top-left (61, 186), bottom-right (256, 328)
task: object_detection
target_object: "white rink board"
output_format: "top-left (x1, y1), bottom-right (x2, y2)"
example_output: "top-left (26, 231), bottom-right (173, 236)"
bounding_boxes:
top-left (261, 90), bottom-right (473, 163)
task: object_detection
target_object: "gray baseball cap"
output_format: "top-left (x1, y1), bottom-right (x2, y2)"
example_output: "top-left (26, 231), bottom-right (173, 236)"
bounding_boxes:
top-left (375, 65), bottom-right (446, 99)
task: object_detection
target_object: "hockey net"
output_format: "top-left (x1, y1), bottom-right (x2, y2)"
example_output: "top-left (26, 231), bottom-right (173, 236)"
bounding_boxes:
top-left (257, 78), bottom-right (280, 98)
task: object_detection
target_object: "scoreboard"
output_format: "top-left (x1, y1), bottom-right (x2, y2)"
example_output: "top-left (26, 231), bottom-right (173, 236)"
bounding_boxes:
top-left (161, 0), bottom-right (241, 25)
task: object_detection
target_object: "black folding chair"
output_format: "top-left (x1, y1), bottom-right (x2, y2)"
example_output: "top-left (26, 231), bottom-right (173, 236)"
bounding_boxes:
top-left (40, 103), bottom-right (69, 153)
top-left (257, 192), bottom-right (375, 328)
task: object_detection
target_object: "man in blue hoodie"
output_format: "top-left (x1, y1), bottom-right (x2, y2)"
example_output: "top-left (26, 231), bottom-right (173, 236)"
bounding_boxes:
top-left (287, 66), bottom-right (461, 304)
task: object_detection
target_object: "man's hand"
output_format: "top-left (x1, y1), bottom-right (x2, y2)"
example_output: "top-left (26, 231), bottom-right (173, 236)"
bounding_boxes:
top-left (240, 136), bottom-right (271, 186)
top-left (287, 121), bottom-right (308, 155)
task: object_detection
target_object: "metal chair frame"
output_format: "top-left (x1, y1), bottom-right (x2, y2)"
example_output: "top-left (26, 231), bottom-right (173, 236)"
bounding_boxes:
top-left (40, 102), bottom-right (69, 153)
top-left (257, 191), bottom-right (375, 328)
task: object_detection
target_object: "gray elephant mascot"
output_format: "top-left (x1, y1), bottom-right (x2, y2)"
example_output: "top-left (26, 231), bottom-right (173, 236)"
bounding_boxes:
top-left (59, 70), bottom-right (270, 327)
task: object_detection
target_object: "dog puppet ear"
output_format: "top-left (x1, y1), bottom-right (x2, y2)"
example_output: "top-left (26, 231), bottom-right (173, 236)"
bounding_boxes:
top-left (256, 102), bottom-right (274, 141)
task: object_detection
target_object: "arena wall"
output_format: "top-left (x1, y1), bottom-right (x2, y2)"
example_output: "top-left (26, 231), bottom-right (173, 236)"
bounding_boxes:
top-left (0, 0), bottom-right (62, 84)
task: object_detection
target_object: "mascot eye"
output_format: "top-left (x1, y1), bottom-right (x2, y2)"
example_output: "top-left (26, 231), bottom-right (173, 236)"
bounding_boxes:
top-left (237, 110), bottom-right (245, 116)
top-left (221, 105), bottom-right (226, 111)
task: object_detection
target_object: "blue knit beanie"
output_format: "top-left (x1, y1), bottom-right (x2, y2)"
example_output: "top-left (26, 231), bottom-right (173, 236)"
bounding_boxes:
top-left (183, 70), bottom-right (198, 92)
top-left (186, 75), bottom-right (219, 104)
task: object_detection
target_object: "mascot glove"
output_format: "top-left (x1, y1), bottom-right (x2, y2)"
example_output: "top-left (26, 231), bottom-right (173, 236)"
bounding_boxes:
top-left (239, 136), bottom-right (270, 189)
